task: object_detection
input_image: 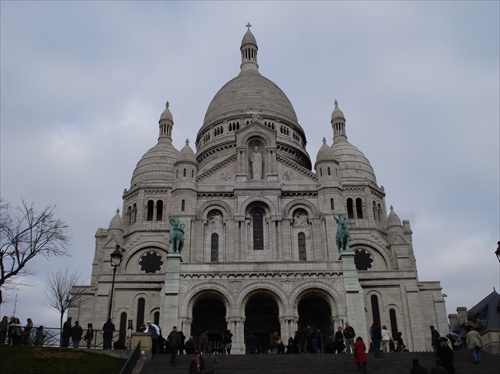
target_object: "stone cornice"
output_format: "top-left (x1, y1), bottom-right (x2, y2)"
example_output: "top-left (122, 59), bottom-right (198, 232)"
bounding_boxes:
top-left (180, 270), bottom-right (342, 279)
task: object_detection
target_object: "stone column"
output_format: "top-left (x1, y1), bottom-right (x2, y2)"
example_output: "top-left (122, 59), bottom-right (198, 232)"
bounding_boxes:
top-left (160, 254), bottom-right (182, 333)
top-left (340, 251), bottom-right (368, 343)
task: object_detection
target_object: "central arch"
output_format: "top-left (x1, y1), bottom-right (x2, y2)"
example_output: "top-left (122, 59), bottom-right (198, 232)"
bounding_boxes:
top-left (191, 295), bottom-right (227, 353)
top-left (297, 294), bottom-right (332, 353)
top-left (244, 292), bottom-right (280, 353)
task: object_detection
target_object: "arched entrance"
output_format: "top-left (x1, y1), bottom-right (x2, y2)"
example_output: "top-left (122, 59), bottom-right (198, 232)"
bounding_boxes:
top-left (298, 294), bottom-right (332, 353)
top-left (191, 296), bottom-right (227, 353)
top-left (244, 293), bottom-right (280, 353)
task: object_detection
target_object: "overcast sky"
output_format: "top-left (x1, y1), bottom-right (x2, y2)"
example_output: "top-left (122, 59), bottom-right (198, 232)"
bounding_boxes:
top-left (1, 1), bottom-right (498, 330)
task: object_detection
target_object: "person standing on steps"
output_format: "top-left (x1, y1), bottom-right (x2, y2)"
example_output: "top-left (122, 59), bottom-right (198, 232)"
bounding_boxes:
top-left (343, 321), bottom-right (355, 354)
top-left (410, 358), bottom-right (429, 374)
top-left (167, 326), bottom-right (182, 366)
top-left (466, 324), bottom-right (483, 365)
top-left (354, 336), bottom-right (368, 374)
top-left (430, 325), bottom-right (440, 352)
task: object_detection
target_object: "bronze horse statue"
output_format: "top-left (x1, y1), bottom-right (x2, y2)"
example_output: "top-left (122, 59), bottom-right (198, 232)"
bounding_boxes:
top-left (168, 214), bottom-right (185, 253)
top-left (335, 214), bottom-right (351, 252)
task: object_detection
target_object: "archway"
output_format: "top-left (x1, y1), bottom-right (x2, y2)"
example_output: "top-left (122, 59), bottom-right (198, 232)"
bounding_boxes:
top-left (298, 294), bottom-right (332, 353)
top-left (244, 293), bottom-right (280, 353)
top-left (191, 296), bottom-right (227, 353)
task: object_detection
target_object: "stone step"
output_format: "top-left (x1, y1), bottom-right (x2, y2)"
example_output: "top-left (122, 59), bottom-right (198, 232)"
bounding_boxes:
top-left (140, 351), bottom-right (500, 374)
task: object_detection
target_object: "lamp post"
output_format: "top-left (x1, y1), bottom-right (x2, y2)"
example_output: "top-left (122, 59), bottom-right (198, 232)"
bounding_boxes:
top-left (107, 245), bottom-right (123, 321)
top-left (495, 241), bottom-right (500, 262)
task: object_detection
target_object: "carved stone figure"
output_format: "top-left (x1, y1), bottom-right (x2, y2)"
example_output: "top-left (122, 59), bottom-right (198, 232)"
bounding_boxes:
top-left (335, 214), bottom-right (351, 252)
top-left (168, 214), bottom-right (185, 253)
top-left (251, 146), bottom-right (262, 179)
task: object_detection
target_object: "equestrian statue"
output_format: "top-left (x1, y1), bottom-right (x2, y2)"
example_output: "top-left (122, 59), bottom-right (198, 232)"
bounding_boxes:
top-left (334, 214), bottom-right (351, 252)
top-left (168, 214), bottom-right (185, 254)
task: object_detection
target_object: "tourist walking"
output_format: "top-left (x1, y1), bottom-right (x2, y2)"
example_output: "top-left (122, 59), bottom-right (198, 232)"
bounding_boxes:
top-left (61, 316), bottom-right (72, 348)
top-left (354, 336), bottom-right (368, 374)
top-left (167, 326), bottom-right (182, 366)
top-left (0, 316), bottom-right (9, 344)
top-left (381, 325), bottom-right (391, 353)
top-left (35, 325), bottom-right (46, 346)
top-left (334, 326), bottom-right (344, 353)
top-left (23, 318), bottom-right (33, 345)
top-left (372, 322), bottom-right (382, 357)
top-left (223, 329), bottom-right (233, 354)
top-left (203, 346), bottom-right (218, 374)
top-left (296, 325), bottom-right (308, 354)
top-left (145, 321), bottom-right (160, 356)
top-left (430, 325), bottom-right (440, 352)
top-left (189, 350), bottom-right (204, 374)
top-left (435, 336), bottom-right (455, 374)
top-left (84, 323), bottom-right (94, 349)
top-left (466, 325), bottom-right (483, 364)
top-left (343, 321), bottom-right (355, 354)
top-left (71, 320), bottom-right (83, 348)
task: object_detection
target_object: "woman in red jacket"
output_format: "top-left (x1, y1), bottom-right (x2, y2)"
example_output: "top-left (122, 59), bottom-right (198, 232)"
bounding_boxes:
top-left (354, 336), bottom-right (368, 373)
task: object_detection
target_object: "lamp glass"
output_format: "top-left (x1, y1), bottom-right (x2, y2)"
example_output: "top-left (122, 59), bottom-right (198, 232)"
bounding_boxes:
top-left (110, 247), bottom-right (123, 267)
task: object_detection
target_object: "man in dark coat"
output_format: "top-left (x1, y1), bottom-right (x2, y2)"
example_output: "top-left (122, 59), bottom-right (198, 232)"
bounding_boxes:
top-left (61, 317), bottom-right (72, 348)
top-left (430, 325), bottom-right (440, 352)
top-left (102, 319), bottom-right (115, 350)
top-left (167, 326), bottom-right (183, 366)
top-left (246, 331), bottom-right (258, 354)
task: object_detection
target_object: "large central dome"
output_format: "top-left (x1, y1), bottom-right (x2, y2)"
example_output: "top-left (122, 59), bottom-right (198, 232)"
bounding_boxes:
top-left (203, 69), bottom-right (299, 127)
top-left (197, 27), bottom-right (303, 141)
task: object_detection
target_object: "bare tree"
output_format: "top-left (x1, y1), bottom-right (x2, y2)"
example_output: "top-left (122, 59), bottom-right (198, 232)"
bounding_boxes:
top-left (45, 269), bottom-right (88, 344)
top-left (0, 199), bottom-right (71, 304)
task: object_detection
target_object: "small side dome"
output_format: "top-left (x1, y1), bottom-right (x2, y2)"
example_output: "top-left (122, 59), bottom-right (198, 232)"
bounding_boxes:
top-left (241, 27), bottom-right (257, 46)
top-left (386, 206), bottom-right (402, 229)
top-left (332, 141), bottom-right (377, 184)
top-left (160, 101), bottom-right (173, 122)
top-left (316, 138), bottom-right (335, 163)
top-left (176, 139), bottom-right (196, 164)
top-left (331, 100), bottom-right (345, 122)
top-left (109, 209), bottom-right (123, 231)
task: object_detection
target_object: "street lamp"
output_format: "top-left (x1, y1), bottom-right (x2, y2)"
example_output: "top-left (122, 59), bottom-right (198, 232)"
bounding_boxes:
top-left (107, 245), bottom-right (123, 320)
top-left (495, 241), bottom-right (500, 263)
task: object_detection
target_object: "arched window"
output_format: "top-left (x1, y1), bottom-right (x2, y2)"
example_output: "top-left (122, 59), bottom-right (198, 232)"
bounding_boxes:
top-left (347, 198), bottom-right (354, 219)
top-left (252, 208), bottom-right (264, 250)
top-left (389, 309), bottom-right (399, 341)
top-left (183, 168), bottom-right (187, 177)
top-left (328, 167), bottom-right (331, 176)
top-left (320, 168), bottom-right (323, 177)
top-left (154, 311), bottom-right (160, 326)
top-left (378, 203), bottom-right (383, 222)
top-left (119, 312), bottom-right (127, 341)
top-left (330, 198), bottom-right (334, 210)
top-left (371, 295), bottom-right (381, 324)
top-left (373, 201), bottom-right (378, 222)
top-left (156, 200), bottom-right (163, 221)
top-left (211, 233), bottom-right (219, 262)
top-left (132, 204), bottom-right (137, 224)
top-left (147, 200), bottom-right (154, 221)
top-left (126, 206), bottom-right (132, 225)
top-left (356, 198), bottom-right (363, 219)
top-left (298, 232), bottom-right (306, 261)
top-left (181, 200), bottom-right (186, 212)
top-left (136, 298), bottom-right (145, 332)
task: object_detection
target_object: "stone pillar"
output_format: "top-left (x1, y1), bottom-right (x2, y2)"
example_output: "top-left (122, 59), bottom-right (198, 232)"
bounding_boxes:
top-left (230, 316), bottom-right (245, 354)
top-left (160, 254), bottom-right (182, 333)
top-left (340, 251), bottom-right (368, 343)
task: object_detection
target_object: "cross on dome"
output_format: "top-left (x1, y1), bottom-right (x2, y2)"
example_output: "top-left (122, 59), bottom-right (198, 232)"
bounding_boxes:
top-left (246, 22), bottom-right (252, 31)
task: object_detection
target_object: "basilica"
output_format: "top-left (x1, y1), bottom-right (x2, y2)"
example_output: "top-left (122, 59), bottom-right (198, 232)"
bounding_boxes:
top-left (70, 26), bottom-right (448, 353)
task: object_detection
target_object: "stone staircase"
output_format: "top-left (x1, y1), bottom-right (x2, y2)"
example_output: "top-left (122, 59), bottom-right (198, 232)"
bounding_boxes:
top-left (140, 351), bottom-right (500, 374)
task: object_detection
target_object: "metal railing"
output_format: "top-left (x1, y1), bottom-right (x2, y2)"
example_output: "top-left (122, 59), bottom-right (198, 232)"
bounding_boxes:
top-left (120, 341), bottom-right (141, 374)
top-left (5, 327), bottom-right (129, 349)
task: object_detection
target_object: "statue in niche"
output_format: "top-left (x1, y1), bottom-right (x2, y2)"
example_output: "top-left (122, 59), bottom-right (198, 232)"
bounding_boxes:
top-left (209, 211), bottom-right (223, 229)
top-left (250, 146), bottom-right (262, 179)
top-left (293, 211), bottom-right (308, 227)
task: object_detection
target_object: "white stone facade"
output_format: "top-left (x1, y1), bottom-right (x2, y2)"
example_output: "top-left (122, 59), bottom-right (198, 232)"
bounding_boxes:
top-left (69, 27), bottom-right (448, 353)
